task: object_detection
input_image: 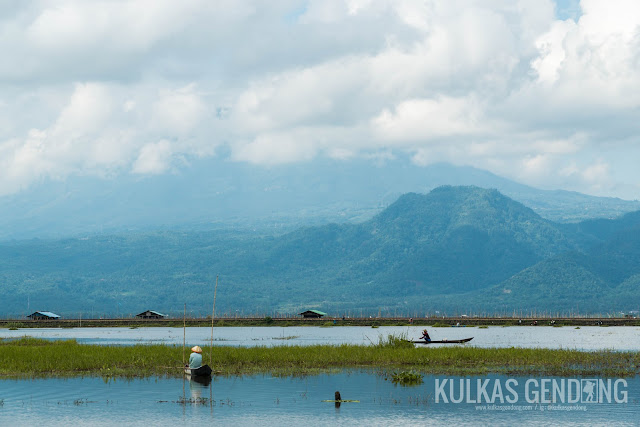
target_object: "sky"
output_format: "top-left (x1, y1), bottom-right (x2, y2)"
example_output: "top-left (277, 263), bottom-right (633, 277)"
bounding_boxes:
top-left (0, 0), bottom-right (639, 199)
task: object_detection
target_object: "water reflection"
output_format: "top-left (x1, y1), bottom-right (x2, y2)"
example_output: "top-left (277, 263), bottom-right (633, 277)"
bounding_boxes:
top-left (190, 375), bottom-right (212, 387)
top-left (182, 372), bottom-right (212, 406)
top-left (0, 372), bottom-right (638, 426)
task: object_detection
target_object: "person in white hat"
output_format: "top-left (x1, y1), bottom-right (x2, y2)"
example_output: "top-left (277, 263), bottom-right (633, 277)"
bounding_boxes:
top-left (189, 345), bottom-right (203, 370)
top-left (186, 345), bottom-right (212, 377)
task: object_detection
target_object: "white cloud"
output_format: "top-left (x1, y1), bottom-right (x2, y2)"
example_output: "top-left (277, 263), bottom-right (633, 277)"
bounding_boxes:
top-left (132, 140), bottom-right (173, 174)
top-left (0, 0), bottom-right (639, 198)
top-left (151, 84), bottom-right (206, 135)
top-left (232, 132), bottom-right (318, 165)
top-left (372, 97), bottom-right (488, 143)
top-left (0, 81), bottom-right (215, 194)
top-left (581, 160), bottom-right (610, 184)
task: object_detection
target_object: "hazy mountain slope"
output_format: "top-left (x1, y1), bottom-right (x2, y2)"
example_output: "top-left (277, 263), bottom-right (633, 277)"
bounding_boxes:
top-left (1, 158), bottom-right (638, 240)
top-left (471, 212), bottom-right (640, 313)
top-left (477, 256), bottom-right (614, 312)
top-left (612, 275), bottom-right (640, 311)
top-left (560, 211), bottom-right (640, 245)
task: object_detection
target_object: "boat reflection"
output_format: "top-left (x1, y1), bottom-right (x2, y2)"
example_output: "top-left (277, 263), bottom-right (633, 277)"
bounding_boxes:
top-left (190, 375), bottom-right (212, 387)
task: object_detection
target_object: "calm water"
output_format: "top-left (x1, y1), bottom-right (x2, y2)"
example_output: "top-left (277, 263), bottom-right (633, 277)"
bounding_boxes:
top-left (2, 325), bottom-right (640, 351)
top-left (1, 372), bottom-right (638, 426)
top-left (3, 327), bottom-right (639, 425)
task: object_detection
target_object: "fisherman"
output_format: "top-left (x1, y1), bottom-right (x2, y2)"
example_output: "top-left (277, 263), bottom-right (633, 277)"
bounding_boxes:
top-left (187, 345), bottom-right (212, 377)
top-left (189, 346), bottom-right (203, 370)
top-left (421, 329), bottom-right (431, 342)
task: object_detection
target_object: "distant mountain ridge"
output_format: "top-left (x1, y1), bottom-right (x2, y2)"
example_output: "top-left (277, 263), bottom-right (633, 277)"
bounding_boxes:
top-left (0, 158), bottom-right (638, 240)
top-left (2, 185), bottom-right (640, 316)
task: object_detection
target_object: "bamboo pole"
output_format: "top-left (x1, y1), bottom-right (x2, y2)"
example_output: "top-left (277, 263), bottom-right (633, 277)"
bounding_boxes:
top-left (183, 303), bottom-right (186, 367)
top-left (210, 275), bottom-right (218, 365)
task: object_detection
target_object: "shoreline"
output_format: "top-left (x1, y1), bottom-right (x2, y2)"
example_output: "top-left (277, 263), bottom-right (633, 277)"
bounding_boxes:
top-left (1, 316), bottom-right (638, 329)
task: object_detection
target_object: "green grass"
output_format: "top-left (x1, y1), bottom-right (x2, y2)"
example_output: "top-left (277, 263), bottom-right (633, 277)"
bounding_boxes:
top-left (431, 322), bottom-right (450, 327)
top-left (388, 370), bottom-right (423, 385)
top-left (1, 337), bottom-right (638, 378)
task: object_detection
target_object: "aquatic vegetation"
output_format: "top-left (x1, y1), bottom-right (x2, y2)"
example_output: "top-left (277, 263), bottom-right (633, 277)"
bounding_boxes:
top-left (273, 335), bottom-right (300, 340)
top-left (175, 397), bottom-right (214, 406)
top-left (1, 337), bottom-right (639, 378)
top-left (376, 333), bottom-right (413, 349)
top-left (388, 370), bottom-right (423, 386)
top-left (3, 322), bottom-right (21, 330)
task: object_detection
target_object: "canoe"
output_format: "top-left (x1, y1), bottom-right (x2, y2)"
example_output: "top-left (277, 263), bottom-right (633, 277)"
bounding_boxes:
top-left (184, 364), bottom-right (213, 377)
top-left (410, 337), bottom-right (473, 344)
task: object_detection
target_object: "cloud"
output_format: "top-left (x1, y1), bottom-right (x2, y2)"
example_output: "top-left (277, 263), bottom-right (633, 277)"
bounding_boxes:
top-left (372, 96), bottom-right (489, 143)
top-left (0, 0), bottom-right (639, 198)
top-left (151, 84), bottom-right (206, 135)
top-left (0, 81), bottom-right (213, 194)
top-left (132, 140), bottom-right (173, 174)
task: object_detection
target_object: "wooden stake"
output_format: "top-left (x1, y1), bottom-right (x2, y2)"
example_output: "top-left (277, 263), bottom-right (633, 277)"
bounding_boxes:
top-left (210, 275), bottom-right (218, 365)
top-left (183, 303), bottom-right (186, 367)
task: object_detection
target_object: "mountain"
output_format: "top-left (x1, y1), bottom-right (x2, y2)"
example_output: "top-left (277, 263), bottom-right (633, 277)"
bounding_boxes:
top-left (267, 187), bottom-right (578, 299)
top-left (1, 158), bottom-right (638, 240)
top-left (472, 210), bottom-right (640, 313)
top-left (6, 185), bottom-right (640, 317)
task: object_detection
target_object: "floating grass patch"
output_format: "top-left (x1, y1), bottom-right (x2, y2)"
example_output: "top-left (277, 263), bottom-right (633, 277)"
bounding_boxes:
top-left (478, 325), bottom-right (489, 329)
top-left (175, 397), bottom-right (214, 406)
top-left (388, 371), bottom-right (423, 386)
top-left (1, 337), bottom-right (639, 378)
top-left (4, 322), bottom-right (21, 330)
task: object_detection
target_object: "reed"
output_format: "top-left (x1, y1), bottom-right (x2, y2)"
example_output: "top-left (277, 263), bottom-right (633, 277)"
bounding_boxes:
top-left (1, 337), bottom-right (638, 378)
top-left (388, 370), bottom-right (423, 385)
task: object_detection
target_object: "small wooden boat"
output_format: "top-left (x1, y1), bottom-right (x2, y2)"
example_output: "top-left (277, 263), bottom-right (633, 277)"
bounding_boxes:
top-left (184, 365), bottom-right (213, 377)
top-left (410, 337), bottom-right (473, 344)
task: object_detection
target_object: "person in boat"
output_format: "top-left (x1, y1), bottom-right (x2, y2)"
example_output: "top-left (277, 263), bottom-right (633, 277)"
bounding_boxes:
top-left (187, 345), bottom-right (212, 377)
top-left (421, 329), bottom-right (431, 342)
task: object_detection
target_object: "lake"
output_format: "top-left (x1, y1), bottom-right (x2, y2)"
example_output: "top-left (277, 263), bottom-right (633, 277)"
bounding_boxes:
top-left (2, 326), bottom-right (640, 425)
top-left (2, 325), bottom-right (640, 351)
top-left (1, 372), bottom-right (638, 426)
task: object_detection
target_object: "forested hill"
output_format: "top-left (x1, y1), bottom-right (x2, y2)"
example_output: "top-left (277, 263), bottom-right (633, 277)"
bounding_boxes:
top-left (2, 186), bottom-right (640, 317)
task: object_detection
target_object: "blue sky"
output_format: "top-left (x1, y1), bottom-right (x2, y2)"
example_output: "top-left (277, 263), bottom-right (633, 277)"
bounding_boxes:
top-left (0, 0), bottom-right (639, 199)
